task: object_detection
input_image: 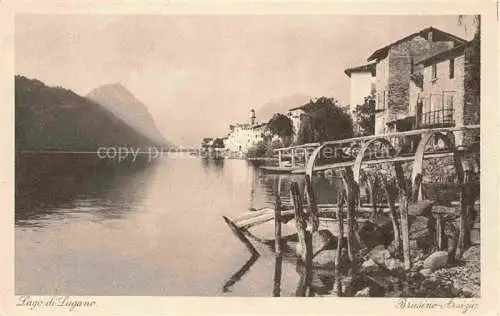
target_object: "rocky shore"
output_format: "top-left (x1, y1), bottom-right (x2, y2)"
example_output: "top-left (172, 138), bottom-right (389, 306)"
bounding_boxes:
top-left (293, 199), bottom-right (480, 297)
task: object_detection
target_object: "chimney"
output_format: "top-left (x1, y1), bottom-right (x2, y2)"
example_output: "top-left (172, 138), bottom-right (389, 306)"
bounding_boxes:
top-left (250, 109), bottom-right (256, 125)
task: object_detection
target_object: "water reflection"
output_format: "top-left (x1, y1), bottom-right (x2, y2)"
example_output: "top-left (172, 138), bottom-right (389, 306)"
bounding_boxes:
top-left (15, 153), bottom-right (157, 226)
top-left (16, 155), bottom-right (349, 296)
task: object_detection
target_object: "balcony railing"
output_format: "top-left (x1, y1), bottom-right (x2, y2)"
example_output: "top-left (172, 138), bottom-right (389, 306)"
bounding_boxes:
top-left (421, 108), bottom-right (455, 128)
top-left (420, 91), bottom-right (456, 128)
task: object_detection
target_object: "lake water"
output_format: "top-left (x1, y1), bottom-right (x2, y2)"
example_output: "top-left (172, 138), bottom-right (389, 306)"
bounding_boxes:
top-left (15, 154), bottom-right (341, 296)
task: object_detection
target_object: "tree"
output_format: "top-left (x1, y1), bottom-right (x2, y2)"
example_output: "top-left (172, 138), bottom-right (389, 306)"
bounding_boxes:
top-left (353, 93), bottom-right (376, 136)
top-left (267, 113), bottom-right (294, 146)
top-left (296, 97), bottom-right (354, 144)
top-left (212, 138), bottom-right (225, 148)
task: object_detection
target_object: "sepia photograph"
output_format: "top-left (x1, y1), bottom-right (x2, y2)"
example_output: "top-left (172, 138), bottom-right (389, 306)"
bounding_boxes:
top-left (12, 12), bottom-right (484, 301)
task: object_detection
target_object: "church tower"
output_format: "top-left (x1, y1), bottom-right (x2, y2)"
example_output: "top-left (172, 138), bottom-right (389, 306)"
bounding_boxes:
top-left (250, 109), bottom-right (256, 125)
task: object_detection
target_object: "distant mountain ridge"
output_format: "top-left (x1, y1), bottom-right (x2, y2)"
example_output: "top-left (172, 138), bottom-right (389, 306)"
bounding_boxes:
top-left (86, 83), bottom-right (172, 147)
top-left (15, 75), bottom-right (165, 151)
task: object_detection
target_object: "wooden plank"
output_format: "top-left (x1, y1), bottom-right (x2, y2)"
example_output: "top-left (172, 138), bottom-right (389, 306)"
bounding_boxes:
top-left (223, 216), bottom-right (259, 256)
top-left (274, 125), bottom-right (480, 153)
top-left (234, 208), bottom-right (274, 222)
top-left (298, 151), bottom-right (455, 174)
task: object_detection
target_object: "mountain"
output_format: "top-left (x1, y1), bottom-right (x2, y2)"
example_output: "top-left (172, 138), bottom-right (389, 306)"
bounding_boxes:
top-left (86, 83), bottom-right (172, 147)
top-left (255, 94), bottom-right (312, 122)
top-left (15, 75), bottom-right (162, 151)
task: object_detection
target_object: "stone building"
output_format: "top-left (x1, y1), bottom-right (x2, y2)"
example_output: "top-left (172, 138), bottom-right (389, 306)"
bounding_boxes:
top-left (414, 41), bottom-right (480, 146)
top-left (366, 27), bottom-right (467, 135)
top-left (286, 107), bottom-right (306, 143)
top-left (224, 110), bottom-right (266, 156)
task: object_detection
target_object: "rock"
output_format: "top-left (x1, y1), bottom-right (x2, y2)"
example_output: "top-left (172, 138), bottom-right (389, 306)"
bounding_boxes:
top-left (369, 245), bottom-right (391, 265)
top-left (409, 216), bottom-right (434, 253)
top-left (470, 223), bottom-right (480, 245)
top-left (384, 258), bottom-right (405, 272)
top-left (423, 251), bottom-right (449, 271)
top-left (462, 245), bottom-right (480, 264)
top-left (358, 221), bottom-right (394, 249)
top-left (355, 287), bottom-right (371, 297)
top-left (357, 221), bottom-right (378, 248)
top-left (343, 275), bottom-right (385, 297)
top-left (311, 230), bottom-right (337, 257)
top-left (408, 200), bottom-right (434, 217)
top-left (419, 268), bottom-right (432, 277)
top-left (295, 229), bottom-right (337, 261)
top-left (360, 258), bottom-right (380, 274)
top-left (412, 260), bottom-right (424, 271)
top-left (312, 250), bottom-right (336, 268)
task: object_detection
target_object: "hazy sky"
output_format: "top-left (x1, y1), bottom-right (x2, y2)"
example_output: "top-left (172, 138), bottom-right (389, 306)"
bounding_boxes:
top-left (15, 15), bottom-right (475, 147)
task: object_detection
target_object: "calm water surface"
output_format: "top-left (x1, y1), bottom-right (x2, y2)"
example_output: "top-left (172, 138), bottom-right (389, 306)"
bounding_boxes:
top-left (15, 154), bottom-right (340, 296)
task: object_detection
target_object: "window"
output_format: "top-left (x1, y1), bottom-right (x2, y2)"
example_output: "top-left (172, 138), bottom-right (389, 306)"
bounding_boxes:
top-left (431, 63), bottom-right (437, 80)
top-left (449, 58), bottom-right (455, 79)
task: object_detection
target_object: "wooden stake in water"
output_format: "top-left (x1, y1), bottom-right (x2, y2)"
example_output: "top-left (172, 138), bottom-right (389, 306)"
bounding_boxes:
top-left (305, 174), bottom-right (319, 232)
top-left (274, 195), bottom-right (282, 255)
top-left (335, 190), bottom-right (345, 297)
top-left (290, 181), bottom-right (313, 296)
top-left (273, 253), bottom-right (282, 297)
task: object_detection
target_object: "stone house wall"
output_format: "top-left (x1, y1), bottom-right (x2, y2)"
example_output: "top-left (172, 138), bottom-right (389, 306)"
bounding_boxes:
top-left (374, 33), bottom-right (456, 134)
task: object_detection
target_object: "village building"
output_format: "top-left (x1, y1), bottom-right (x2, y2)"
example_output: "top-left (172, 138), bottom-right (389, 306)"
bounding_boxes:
top-left (344, 62), bottom-right (376, 134)
top-left (366, 27), bottom-right (467, 136)
top-left (344, 62), bottom-right (376, 113)
top-left (413, 41), bottom-right (480, 146)
top-left (224, 109), bottom-right (267, 156)
top-left (286, 106), bottom-right (306, 143)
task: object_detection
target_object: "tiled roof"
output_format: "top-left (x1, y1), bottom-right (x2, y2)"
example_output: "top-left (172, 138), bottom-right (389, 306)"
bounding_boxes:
top-left (367, 27), bottom-right (467, 62)
top-left (415, 42), bottom-right (471, 66)
top-left (344, 62), bottom-right (376, 77)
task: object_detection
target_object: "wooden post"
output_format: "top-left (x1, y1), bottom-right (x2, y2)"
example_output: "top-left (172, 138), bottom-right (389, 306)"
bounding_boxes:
top-left (273, 253), bottom-right (282, 297)
top-left (304, 174), bottom-right (319, 232)
top-left (367, 173), bottom-right (379, 218)
top-left (398, 188), bottom-right (411, 270)
top-left (340, 168), bottom-right (359, 263)
top-left (411, 173), bottom-right (423, 202)
top-left (382, 177), bottom-right (401, 255)
top-left (291, 182), bottom-right (313, 297)
top-left (274, 196), bottom-right (282, 254)
top-left (456, 171), bottom-right (472, 259)
top-left (291, 149), bottom-right (296, 168)
top-left (278, 150), bottom-right (282, 167)
top-left (436, 213), bottom-right (444, 251)
top-left (223, 216), bottom-right (259, 257)
top-left (290, 182), bottom-right (311, 263)
top-left (335, 190), bottom-right (345, 297)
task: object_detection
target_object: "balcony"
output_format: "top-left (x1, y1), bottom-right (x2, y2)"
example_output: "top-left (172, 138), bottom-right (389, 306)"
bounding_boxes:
top-left (421, 108), bottom-right (455, 128)
top-left (419, 91), bottom-right (456, 128)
